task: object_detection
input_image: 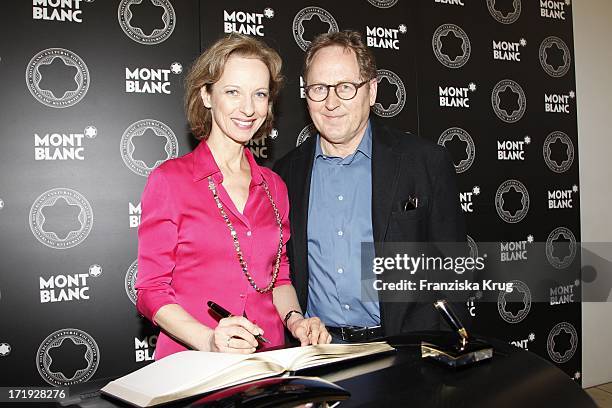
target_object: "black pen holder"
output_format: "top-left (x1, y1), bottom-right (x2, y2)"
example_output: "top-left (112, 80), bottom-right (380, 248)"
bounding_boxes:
top-left (421, 333), bottom-right (493, 368)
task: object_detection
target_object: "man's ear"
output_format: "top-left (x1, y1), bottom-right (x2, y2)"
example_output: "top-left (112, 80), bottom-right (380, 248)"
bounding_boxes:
top-left (200, 86), bottom-right (212, 109)
top-left (368, 78), bottom-right (378, 107)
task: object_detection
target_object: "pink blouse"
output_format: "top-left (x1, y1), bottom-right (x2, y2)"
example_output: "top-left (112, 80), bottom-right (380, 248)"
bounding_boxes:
top-left (136, 141), bottom-right (291, 360)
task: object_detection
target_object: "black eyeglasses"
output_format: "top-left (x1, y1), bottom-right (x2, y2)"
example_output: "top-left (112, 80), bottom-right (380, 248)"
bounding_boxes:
top-left (303, 80), bottom-right (371, 102)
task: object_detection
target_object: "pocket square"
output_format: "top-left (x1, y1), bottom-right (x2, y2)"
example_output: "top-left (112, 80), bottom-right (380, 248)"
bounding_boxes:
top-left (401, 195), bottom-right (419, 211)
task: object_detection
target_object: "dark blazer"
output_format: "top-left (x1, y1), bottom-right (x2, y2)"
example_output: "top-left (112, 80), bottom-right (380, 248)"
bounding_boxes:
top-left (273, 119), bottom-right (466, 336)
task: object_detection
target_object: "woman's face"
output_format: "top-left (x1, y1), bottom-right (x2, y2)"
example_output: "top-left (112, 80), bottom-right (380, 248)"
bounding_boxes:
top-left (201, 55), bottom-right (270, 144)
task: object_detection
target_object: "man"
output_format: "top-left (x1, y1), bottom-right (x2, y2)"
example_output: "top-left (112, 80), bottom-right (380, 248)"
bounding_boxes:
top-left (274, 31), bottom-right (466, 342)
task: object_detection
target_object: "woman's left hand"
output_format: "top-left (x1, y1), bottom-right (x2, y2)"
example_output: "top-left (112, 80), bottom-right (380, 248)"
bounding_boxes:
top-left (288, 316), bottom-right (332, 346)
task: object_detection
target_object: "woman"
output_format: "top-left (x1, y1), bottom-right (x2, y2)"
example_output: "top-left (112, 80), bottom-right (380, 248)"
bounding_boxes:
top-left (136, 33), bottom-right (330, 360)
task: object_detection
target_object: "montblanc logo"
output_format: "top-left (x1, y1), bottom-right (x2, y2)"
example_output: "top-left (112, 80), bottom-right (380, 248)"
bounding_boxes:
top-left (493, 38), bottom-right (527, 62)
top-left (366, 0), bottom-right (398, 8)
top-left (120, 119), bottom-right (178, 177)
top-left (125, 260), bottom-right (138, 304)
top-left (34, 126), bottom-right (97, 161)
top-left (439, 82), bottom-right (476, 108)
top-left (550, 280), bottom-right (579, 305)
top-left (495, 180), bottom-right (529, 224)
top-left (125, 63), bottom-right (182, 94)
top-left (434, 0), bottom-right (464, 5)
top-left (39, 268), bottom-right (101, 303)
top-left (541, 0), bottom-right (571, 20)
top-left (548, 184), bottom-right (578, 210)
top-left (118, 0), bottom-right (175, 45)
top-left (135, 335), bottom-right (157, 362)
top-left (37, 328), bottom-right (100, 386)
top-left (547, 322), bottom-right (578, 363)
top-left (292, 7), bottom-right (338, 51)
top-left (491, 79), bottom-right (527, 123)
top-left (373, 69), bottom-right (406, 118)
top-left (247, 128), bottom-right (277, 159)
top-left (501, 235), bottom-right (533, 262)
top-left (487, 0), bottom-right (521, 24)
top-left (545, 90), bottom-right (574, 114)
top-left (543, 131), bottom-right (574, 173)
top-left (0, 343), bottom-right (11, 357)
top-left (432, 24), bottom-right (471, 68)
top-left (437, 127), bottom-right (475, 173)
top-left (539, 36), bottom-right (571, 77)
top-left (297, 123), bottom-right (317, 146)
top-left (459, 186), bottom-right (480, 213)
top-left (498, 280), bottom-right (531, 324)
top-left (33, 0), bottom-right (93, 23)
top-left (29, 188), bottom-right (94, 249)
top-left (546, 227), bottom-right (577, 269)
top-left (366, 24), bottom-right (407, 50)
top-left (223, 8), bottom-right (274, 37)
top-left (26, 48), bottom-right (90, 108)
top-left (498, 135), bottom-right (530, 161)
top-left (129, 201), bottom-right (141, 228)
top-left (510, 332), bottom-right (535, 350)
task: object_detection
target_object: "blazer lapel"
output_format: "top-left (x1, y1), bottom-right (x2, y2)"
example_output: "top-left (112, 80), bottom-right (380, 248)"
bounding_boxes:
top-left (288, 137), bottom-right (316, 307)
top-left (371, 120), bottom-right (402, 244)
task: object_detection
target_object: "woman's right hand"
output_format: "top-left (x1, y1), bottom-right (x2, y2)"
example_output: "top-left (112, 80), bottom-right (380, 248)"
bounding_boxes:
top-left (208, 316), bottom-right (263, 354)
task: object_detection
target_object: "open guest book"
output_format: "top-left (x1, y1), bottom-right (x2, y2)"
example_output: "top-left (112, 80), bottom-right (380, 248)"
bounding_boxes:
top-left (101, 341), bottom-right (394, 407)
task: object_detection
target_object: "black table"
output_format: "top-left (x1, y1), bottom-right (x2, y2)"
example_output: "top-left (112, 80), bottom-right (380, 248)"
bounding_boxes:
top-left (58, 332), bottom-right (596, 408)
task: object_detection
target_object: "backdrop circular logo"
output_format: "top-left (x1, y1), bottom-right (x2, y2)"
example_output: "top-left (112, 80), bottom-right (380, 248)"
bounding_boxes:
top-left (491, 79), bottom-right (527, 123)
top-left (432, 24), bottom-right (471, 69)
top-left (120, 119), bottom-right (178, 176)
top-left (297, 123), bottom-right (317, 146)
top-left (118, 0), bottom-right (175, 45)
top-left (26, 48), bottom-right (89, 108)
top-left (539, 36), bottom-right (571, 78)
top-left (292, 7), bottom-right (339, 51)
top-left (495, 180), bottom-right (529, 223)
top-left (366, 0), bottom-right (398, 8)
top-left (498, 280), bottom-right (531, 324)
top-left (543, 131), bottom-right (574, 173)
top-left (547, 322), bottom-right (578, 363)
top-left (372, 69), bottom-right (406, 118)
top-left (437, 127), bottom-right (475, 173)
top-left (125, 259), bottom-right (138, 305)
top-left (36, 329), bottom-right (100, 386)
top-left (546, 227), bottom-right (577, 269)
top-left (486, 0), bottom-right (521, 24)
top-left (29, 188), bottom-right (94, 249)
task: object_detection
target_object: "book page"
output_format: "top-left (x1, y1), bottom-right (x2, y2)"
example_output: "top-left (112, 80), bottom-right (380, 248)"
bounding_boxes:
top-left (102, 350), bottom-right (282, 406)
top-left (255, 342), bottom-right (395, 372)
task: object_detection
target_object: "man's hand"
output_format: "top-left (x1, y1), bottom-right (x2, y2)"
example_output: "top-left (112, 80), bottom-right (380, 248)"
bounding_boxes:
top-left (288, 316), bottom-right (332, 346)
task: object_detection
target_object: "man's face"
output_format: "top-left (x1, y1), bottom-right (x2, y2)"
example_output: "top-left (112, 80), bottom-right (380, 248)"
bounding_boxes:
top-left (305, 46), bottom-right (377, 149)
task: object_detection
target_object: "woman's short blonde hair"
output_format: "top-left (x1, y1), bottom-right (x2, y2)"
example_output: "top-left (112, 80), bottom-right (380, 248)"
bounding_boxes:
top-left (185, 33), bottom-right (283, 140)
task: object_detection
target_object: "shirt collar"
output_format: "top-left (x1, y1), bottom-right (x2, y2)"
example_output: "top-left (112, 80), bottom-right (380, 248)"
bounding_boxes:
top-left (192, 140), bottom-right (264, 185)
top-left (314, 119), bottom-right (372, 161)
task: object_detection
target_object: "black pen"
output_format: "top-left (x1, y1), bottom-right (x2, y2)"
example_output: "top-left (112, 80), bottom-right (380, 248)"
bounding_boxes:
top-left (207, 300), bottom-right (270, 344)
top-left (433, 299), bottom-right (469, 346)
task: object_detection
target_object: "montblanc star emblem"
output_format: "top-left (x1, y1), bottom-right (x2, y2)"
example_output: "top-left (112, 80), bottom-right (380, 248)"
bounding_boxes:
top-left (264, 8), bottom-right (274, 18)
top-left (84, 125), bottom-right (97, 138)
top-left (170, 62), bottom-right (183, 75)
top-left (89, 264), bottom-right (102, 277)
